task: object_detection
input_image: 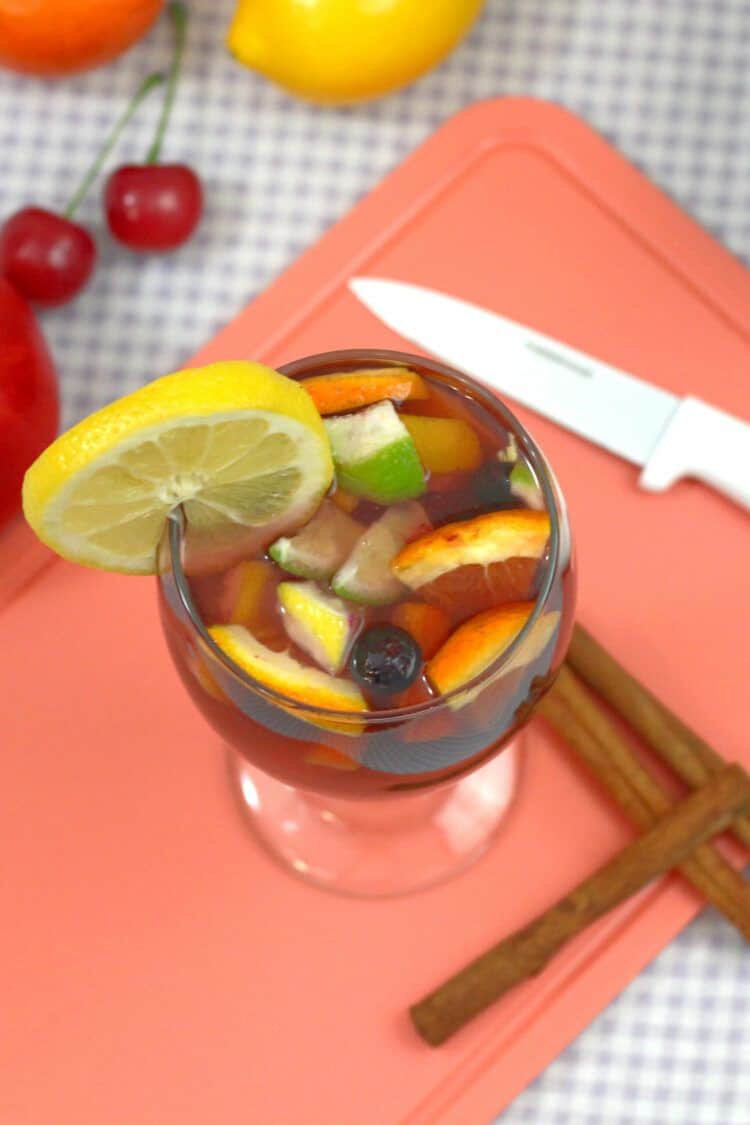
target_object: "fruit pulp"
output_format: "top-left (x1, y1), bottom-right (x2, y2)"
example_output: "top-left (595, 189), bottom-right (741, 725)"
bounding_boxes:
top-left (158, 353), bottom-right (575, 799)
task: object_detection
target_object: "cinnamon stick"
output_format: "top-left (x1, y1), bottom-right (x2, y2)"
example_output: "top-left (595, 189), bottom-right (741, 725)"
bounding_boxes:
top-left (411, 764), bottom-right (750, 1046)
top-left (539, 667), bottom-right (750, 940)
top-left (568, 624), bottom-right (750, 850)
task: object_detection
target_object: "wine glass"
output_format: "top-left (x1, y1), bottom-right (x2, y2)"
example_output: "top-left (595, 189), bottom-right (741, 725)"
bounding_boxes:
top-left (157, 349), bottom-right (575, 896)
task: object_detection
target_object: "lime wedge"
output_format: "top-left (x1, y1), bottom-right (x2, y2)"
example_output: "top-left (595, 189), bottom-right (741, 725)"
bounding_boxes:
top-left (324, 401), bottom-right (425, 504)
top-left (509, 461), bottom-right (544, 510)
top-left (269, 499), bottom-right (362, 580)
top-left (332, 501), bottom-right (429, 605)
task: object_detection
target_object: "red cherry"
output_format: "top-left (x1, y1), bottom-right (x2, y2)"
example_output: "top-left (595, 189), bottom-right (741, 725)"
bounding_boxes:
top-left (104, 164), bottom-right (203, 251)
top-left (0, 72), bottom-right (164, 307)
top-left (104, 7), bottom-right (200, 253)
top-left (0, 207), bottom-right (95, 306)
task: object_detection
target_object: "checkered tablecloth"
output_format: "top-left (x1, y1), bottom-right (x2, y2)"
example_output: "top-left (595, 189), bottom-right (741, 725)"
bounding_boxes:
top-left (2, 1), bottom-right (748, 1120)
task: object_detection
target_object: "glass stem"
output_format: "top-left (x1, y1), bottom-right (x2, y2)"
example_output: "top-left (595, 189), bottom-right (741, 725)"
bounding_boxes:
top-left (145, 2), bottom-right (188, 165)
top-left (63, 73), bottom-right (165, 220)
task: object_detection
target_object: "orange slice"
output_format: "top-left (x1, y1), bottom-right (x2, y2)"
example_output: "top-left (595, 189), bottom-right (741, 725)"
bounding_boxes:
top-left (390, 601), bottom-right (452, 659)
top-left (427, 602), bottom-right (560, 706)
top-left (301, 368), bottom-right (428, 415)
top-left (209, 623), bottom-right (366, 734)
top-left (400, 414), bottom-right (482, 473)
top-left (392, 509), bottom-right (549, 618)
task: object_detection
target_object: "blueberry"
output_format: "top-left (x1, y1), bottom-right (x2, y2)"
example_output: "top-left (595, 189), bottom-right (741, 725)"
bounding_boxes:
top-left (350, 625), bottom-right (422, 697)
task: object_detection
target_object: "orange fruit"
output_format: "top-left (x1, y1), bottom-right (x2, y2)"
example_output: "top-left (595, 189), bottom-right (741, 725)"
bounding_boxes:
top-left (427, 602), bottom-right (561, 705)
top-left (420, 557), bottom-right (542, 620)
top-left (209, 623), bottom-right (367, 734)
top-left (0, 0), bottom-right (164, 77)
top-left (427, 601), bottom-right (534, 697)
top-left (392, 509), bottom-right (550, 620)
top-left (301, 368), bottom-right (427, 415)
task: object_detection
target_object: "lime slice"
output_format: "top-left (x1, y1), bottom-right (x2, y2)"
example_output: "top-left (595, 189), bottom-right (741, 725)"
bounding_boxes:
top-left (509, 461), bottom-right (544, 510)
top-left (269, 499), bottom-right (362, 580)
top-left (324, 400), bottom-right (425, 504)
top-left (332, 501), bottom-right (429, 605)
top-left (278, 581), bottom-right (361, 674)
top-left (22, 361), bottom-right (333, 575)
top-left (209, 623), bottom-right (366, 734)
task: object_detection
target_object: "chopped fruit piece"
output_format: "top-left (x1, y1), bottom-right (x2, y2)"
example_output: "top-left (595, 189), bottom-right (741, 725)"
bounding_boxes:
top-left (222, 559), bottom-right (274, 624)
top-left (209, 624), bottom-right (366, 733)
top-left (498, 434), bottom-right (519, 463)
top-left (509, 461), bottom-right (544, 510)
top-left (269, 499), bottom-right (362, 580)
top-left (393, 509), bottom-right (550, 589)
top-left (419, 558), bottom-right (541, 620)
top-left (304, 745), bottom-right (360, 771)
top-left (350, 624), bottom-right (422, 699)
top-left (324, 400), bottom-right (425, 504)
top-left (471, 458), bottom-right (514, 509)
top-left (331, 488), bottom-right (359, 514)
top-left (400, 414), bottom-right (482, 473)
top-left (427, 601), bottom-right (534, 698)
top-left (302, 367), bottom-right (428, 415)
top-left (278, 581), bottom-right (361, 675)
top-left (22, 361), bottom-right (333, 575)
top-left (390, 601), bottom-right (452, 659)
top-left (332, 501), bottom-right (429, 605)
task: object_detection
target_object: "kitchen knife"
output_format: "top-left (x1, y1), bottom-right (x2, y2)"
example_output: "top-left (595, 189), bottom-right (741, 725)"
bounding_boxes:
top-left (349, 278), bottom-right (750, 511)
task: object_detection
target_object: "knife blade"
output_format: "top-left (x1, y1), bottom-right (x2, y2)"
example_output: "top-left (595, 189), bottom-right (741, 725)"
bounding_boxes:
top-left (349, 278), bottom-right (750, 510)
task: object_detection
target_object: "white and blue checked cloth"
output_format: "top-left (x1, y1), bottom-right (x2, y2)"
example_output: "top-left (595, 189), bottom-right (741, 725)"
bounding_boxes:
top-left (2, 1), bottom-right (748, 1120)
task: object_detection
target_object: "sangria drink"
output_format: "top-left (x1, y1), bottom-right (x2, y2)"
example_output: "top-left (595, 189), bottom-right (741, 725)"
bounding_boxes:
top-left (158, 350), bottom-right (575, 893)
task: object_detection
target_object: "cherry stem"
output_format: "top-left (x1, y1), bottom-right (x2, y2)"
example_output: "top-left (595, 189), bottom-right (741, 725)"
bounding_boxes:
top-left (146, 2), bottom-right (188, 165)
top-left (63, 73), bottom-right (165, 219)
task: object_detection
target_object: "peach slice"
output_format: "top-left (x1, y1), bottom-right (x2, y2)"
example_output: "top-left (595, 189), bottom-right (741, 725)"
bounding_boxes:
top-left (331, 488), bottom-right (359, 514)
top-left (392, 509), bottom-right (549, 618)
top-left (302, 367), bottom-right (428, 415)
top-left (427, 602), bottom-right (560, 702)
top-left (390, 601), bottom-right (452, 659)
top-left (400, 414), bottom-right (482, 474)
top-left (304, 745), bottom-right (360, 771)
top-left (222, 559), bottom-right (274, 625)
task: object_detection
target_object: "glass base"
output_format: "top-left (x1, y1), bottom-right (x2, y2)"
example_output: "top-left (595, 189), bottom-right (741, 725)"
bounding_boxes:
top-left (228, 741), bottom-right (523, 898)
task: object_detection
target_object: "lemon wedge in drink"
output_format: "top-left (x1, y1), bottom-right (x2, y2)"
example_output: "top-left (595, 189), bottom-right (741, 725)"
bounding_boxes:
top-left (22, 361), bottom-right (333, 575)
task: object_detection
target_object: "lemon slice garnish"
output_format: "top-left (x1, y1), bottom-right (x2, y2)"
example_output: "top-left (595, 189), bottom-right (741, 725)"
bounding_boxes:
top-left (23, 361), bottom-right (333, 574)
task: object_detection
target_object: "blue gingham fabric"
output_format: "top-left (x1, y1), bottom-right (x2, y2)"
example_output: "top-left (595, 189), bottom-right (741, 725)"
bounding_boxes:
top-left (2, 1), bottom-right (748, 1120)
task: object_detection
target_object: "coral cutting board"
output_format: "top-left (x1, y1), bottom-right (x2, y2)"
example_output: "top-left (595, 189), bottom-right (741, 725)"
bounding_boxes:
top-left (2, 99), bottom-right (749, 1125)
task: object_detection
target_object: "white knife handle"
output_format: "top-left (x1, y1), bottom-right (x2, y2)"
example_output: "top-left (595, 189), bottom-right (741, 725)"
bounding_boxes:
top-left (639, 396), bottom-right (750, 511)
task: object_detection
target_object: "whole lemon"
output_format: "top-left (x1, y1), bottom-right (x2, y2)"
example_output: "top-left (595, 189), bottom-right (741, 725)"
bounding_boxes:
top-left (227, 0), bottom-right (485, 105)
